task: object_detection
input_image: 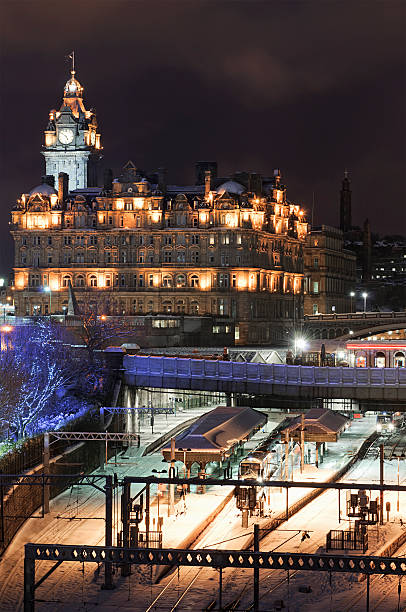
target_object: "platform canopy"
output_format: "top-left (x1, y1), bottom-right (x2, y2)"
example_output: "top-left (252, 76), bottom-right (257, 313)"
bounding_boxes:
top-left (282, 408), bottom-right (349, 443)
top-left (161, 405), bottom-right (267, 467)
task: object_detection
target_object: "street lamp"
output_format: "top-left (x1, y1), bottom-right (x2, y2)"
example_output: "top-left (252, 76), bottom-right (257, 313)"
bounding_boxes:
top-left (0, 325), bottom-right (13, 351)
top-left (362, 291), bottom-right (368, 313)
top-left (43, 286), bottom-right (51, 315)
top-left (350, 291), bottom-right (355, 313)
top-left (152, 468), bottom-right (167, 523)
top-left (178, 447), bottom-right (192, 495)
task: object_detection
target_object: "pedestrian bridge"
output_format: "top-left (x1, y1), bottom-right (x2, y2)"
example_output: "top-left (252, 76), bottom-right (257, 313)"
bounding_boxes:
top-left (304, 311), bottom-right (406, 340)
top-left (123, 355), bottom-right (406, 402)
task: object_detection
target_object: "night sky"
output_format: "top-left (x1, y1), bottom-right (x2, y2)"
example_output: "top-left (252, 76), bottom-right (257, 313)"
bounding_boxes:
top-left (0, 0), bottom-right (405, 278)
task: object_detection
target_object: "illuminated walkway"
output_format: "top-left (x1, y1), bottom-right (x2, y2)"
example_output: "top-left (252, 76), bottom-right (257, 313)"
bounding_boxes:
top-left (124, 354), bottom-right (406, 401)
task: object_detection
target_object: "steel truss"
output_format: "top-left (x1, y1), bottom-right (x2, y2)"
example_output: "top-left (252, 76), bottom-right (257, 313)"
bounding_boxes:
top-left (48, 431), bottom-right (140, 442)
top-left (122, 475), bottom-right (406, 493)
top-left (24, 543), bottom-right (406, 612)
top-left (102, 406), bottom-right (174, 414)
top-left (0, 473), bottom-right (107, 488)
top-left (25, 543), bottom-right (406, 575)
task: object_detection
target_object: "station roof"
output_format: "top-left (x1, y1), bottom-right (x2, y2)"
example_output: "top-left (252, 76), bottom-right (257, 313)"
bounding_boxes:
top-left (161, 405), bottom-right (267, 466)
top-left (282, 408), bottom-right (349, 442)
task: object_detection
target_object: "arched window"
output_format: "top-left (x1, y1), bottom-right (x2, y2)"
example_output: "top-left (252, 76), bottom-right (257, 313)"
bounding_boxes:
top-left (190, 300), bottom-right (199, 314)
top-left (89, 275), bottom-right (97, 288)
top-left (190, 275), bottom-right (199, 288)
top-left (62, 275), bottom-right (71, 288)
top-left (176, 274), bottom-right (186, 288)
top-left (75, 275), bottom-right (85, 287)
top-left (374, 352), bottom-right (386, 368)
top-left (394, 352), bottom-right (405, 367)
top-left (176, 300), bottom-right (185, 313)
top-left (163, 275), bottom-right (173, 288)
top-left (162, 300), bottom-right (172, 313)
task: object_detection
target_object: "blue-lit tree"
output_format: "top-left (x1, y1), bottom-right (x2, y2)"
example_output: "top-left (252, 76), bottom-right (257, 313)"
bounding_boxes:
top-left (0, 321), bottom-right (93, 440)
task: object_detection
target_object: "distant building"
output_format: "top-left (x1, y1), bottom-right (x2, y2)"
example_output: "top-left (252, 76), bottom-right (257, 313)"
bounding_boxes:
top-left (339, 171), bottom-right (352, 233)
top-left (304, 225), bottom-right (356, 315)
top-left (10, 65), bottom-right (310, 346)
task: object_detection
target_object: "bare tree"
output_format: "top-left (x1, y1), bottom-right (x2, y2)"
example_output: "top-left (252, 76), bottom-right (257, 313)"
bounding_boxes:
top-left (78, 313), bottom-right (136, 363)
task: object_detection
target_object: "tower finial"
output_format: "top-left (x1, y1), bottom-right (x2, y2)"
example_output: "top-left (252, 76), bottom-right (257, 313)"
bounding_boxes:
top-left (344, 168), bottom-right (348, 179)
top-left (68, 51), bottom-right (75, 75)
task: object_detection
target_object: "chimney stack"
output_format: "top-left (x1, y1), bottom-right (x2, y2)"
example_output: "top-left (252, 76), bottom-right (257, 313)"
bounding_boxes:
top-left (248, 172), bottom-right (262, 197)
top-left (195, 161), bottom-right (217, 185)
top-left (205, 170), bottom-right (212, 198)
top-left (58, 172), bottom-right (69, 203)
top-left (43, 175), bottom-right (55, 188)
top-left (103, 168), bottom-right (113, 192)
top-left (158, 167), bottom-right (167, 194)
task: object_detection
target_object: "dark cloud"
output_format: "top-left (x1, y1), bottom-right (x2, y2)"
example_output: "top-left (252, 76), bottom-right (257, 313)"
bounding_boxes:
top-left (0, 0), bottom-right (405, 276)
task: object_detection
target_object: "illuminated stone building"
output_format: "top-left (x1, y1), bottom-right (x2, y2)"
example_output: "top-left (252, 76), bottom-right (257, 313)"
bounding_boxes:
top-left (303, 225), bottom-right (356, 315)
top-left (10, 68), bottom-right (309, 345)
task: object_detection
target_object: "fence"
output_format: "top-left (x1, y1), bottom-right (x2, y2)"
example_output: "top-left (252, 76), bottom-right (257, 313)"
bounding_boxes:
top-left (326, 529), bottom-right (368, 553)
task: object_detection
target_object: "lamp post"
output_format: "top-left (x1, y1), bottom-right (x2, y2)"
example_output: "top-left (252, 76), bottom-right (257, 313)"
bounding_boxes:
top-left (362, 291), bottom-right (368, 313)
top-left (0, 325), bottom-right (13, 351)
top-left (44, 286), bottom-right (51, 315)
top-left (151, 468), bottom-right (167, 525)
top-left (178, 447), bottom-right (192, 495)
top-left (350, 291), bottom-right (355, 313)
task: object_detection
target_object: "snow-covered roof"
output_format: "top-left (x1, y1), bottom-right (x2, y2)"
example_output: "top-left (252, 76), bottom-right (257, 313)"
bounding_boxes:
top-left (216, 180), bottom-right (245, 195)
top-left (283, 408), bottom-right (349, 441)
top-left (29, 183), bottom-right (57, 197)
top-left (162, 406), bottom-right (266, 457)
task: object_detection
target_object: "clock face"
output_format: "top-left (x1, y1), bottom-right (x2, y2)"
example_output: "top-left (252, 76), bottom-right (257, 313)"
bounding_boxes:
top-left (90, 131), bottom-right (96, 146)
top-left (58, 128), bottom-right (74, 144)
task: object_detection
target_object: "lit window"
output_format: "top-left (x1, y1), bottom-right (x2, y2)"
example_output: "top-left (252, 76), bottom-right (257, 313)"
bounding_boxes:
top-left (89, 275), bottom-right (97, 287)
top-left (313, 281), bottom-right (319, 294)
top-left (176, 274), bottom-right (186, 288)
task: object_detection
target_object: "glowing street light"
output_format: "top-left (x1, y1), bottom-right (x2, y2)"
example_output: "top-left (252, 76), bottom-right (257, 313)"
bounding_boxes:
top-left (350, 291), bottom-right (355, 313)
top-left (362, 291), bottom-right (368, 313)
top-left (43, 285), bottom-right (52, 315)
top-left (152, 468), bottom-right (167, 523)
top-left (294, 337), bottom-right (307, 355)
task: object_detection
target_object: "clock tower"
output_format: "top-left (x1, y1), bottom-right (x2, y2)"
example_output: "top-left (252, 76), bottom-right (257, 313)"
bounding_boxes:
top-left (43, 62), bottom-right (102, 191)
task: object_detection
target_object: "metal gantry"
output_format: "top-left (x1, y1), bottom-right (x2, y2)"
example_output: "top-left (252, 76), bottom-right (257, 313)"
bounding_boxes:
top-left (24, 542), bottom-right (406, 612)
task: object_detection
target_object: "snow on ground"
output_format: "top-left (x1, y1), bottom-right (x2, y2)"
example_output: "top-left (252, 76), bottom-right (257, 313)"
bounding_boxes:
top-left (2, 411), bottom-right (405, 611)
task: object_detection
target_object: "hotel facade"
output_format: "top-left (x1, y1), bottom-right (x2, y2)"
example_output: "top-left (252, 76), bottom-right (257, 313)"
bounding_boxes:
top-left (10, 67), bottom-right (309, 345)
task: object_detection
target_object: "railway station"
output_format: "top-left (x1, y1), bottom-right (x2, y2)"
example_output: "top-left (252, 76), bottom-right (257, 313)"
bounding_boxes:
top-left (281, 407), bottom-right (350, 469)
top-left (161, 405), bottom-right (267, 475)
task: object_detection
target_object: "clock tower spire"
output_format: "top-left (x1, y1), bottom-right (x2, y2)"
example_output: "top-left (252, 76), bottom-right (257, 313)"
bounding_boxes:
top-left (42, 56), bottom-right (102, 191)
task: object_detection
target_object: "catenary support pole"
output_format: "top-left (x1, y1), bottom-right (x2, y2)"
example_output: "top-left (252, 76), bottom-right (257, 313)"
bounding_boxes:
top-left (43, 433), bottom-right (50, 515)
top-left (121, 481), bottom-right (131, 577)
top-left (285, 431), bottom-right (289, 481)
top-left (146, 484), bottom-right (150, 547)
top-left (219, 567), bottom-right (223, 610)
top-left (103, 475), bottom-right (114, 590)
top-left (366, 573), bottom-right (370, 612)
top-left (380, 444), bottom-right (384, 525)
top-left (253, 523), bottom-right (259, 612)
top-left (24, 554), bottom-right (35, 612)
top-left (169, 437), bottom-right (175, 516)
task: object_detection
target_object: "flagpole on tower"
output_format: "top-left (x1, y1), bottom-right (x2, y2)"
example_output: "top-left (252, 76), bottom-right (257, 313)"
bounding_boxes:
top-left (67, 51), bottom-right (75, 74)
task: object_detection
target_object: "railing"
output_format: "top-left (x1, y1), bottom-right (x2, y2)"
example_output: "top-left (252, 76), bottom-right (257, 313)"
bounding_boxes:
top-left (304, 311), bottom-right (406, 321)
top-left (326, 529), bottom-right (368, 553)
top-left (124, 355), bottom-right (406, 387)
